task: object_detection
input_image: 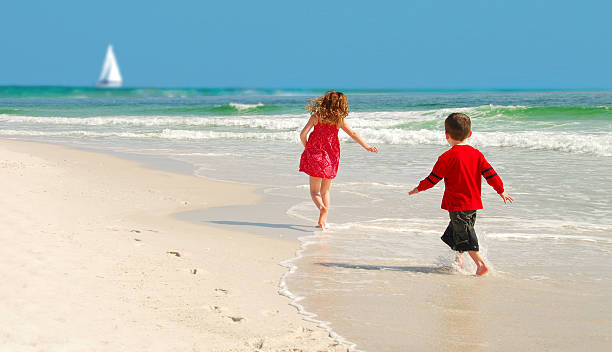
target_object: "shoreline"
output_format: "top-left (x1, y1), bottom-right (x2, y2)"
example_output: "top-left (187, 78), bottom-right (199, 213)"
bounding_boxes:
top-left (0, 138), bottom-right (348, 351)
top-left (174, 186), bottom-right (361, 351)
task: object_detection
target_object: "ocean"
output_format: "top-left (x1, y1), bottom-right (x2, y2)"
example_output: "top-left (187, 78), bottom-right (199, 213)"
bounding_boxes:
top-left (1, 87), bottom-right (611, 351)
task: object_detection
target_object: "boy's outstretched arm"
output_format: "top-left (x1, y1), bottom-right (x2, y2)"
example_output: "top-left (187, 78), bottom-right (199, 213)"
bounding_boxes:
top-left (410, 155), bottom-right (448, 195)
top-left (481, 156), bottom-right (514, 204)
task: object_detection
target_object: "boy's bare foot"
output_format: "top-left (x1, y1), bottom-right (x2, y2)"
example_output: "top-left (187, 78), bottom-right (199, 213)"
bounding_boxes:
top-left (455, 253), bottom-right (464, 270)
top-left (468, 251), bottom-right (488, 276)
top-left (317, 206), bottom-right (328, 228)
top-left (476, 265), bottom-right (489, 276)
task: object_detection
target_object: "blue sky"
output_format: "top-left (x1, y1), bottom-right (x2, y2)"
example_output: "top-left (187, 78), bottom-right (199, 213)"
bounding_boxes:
top-left (2, 0), bottom-right (611, 89)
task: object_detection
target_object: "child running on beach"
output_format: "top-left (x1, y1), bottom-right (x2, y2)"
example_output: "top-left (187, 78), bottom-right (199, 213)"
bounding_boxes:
top-left (299, 90), bottom-right (378, 228)
top-left (409, 113), bottom-right (514, 276)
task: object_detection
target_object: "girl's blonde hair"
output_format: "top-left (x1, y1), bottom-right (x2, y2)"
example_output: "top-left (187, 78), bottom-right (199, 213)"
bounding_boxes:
top-left (306, 90), bottom-right (349, 126)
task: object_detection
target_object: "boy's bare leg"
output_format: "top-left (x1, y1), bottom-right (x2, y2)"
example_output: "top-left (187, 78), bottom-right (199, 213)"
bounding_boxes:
top-left (468, 250), bottom-right (489, 276)
top-left (455, 252), bottom-right (465, 270)
top-left (318, 178), bottom-right (332, 228)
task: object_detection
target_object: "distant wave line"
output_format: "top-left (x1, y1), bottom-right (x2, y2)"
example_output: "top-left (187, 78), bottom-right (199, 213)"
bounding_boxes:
top-left (1, 128), bottom-right (610, 156)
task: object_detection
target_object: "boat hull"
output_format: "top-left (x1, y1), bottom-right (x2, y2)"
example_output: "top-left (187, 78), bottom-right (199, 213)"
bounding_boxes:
top-left (97, 80), bottom-right (122, 88)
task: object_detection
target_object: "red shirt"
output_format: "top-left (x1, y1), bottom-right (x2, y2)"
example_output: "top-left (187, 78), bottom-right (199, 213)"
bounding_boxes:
top-left (417, 145), bottom-right (504, 212)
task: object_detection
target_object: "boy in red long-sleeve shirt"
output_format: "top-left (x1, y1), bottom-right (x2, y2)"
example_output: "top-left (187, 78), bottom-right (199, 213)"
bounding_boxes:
top-left (409, 113), bottom-right (514, 276)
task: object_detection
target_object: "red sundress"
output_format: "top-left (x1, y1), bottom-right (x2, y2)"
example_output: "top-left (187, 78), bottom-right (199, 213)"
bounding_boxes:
top-left (299, 122), bottom-right (341, 179)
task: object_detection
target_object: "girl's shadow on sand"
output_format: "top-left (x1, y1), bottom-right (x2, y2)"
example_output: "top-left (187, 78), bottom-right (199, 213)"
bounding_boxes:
top-left (316, 262), bottom-right (454, 275)
top-left (209, 220), bottom-right (313, 233)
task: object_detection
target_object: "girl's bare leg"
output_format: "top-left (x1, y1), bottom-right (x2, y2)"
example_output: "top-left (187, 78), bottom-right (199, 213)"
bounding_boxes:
top-left (318, 178), bottom-right (332, 228)
top-left (468, 250), bottom-right (489, 276)
top-left (309, 177), bottom-right (326, 226)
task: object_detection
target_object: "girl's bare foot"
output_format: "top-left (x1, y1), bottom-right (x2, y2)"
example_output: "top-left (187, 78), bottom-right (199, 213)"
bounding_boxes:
top-left (476, 265), bottom-right (489, 276)
top-left (317, 206), bottom-right (328, 228)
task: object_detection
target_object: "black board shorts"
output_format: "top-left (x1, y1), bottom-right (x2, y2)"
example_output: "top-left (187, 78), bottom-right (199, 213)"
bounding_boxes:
top-left (441, 210), bottom-right (479, 252)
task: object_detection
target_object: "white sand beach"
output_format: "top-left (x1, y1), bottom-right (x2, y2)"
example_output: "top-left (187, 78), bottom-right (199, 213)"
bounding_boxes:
top-left (0, 139), bottom-right (347, 352)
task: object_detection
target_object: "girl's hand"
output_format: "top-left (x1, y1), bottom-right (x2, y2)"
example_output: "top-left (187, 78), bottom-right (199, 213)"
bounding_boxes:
top-left (366, 145), bottom-right (378, 153)
top-left (409, 187), bottom-right (419, 195)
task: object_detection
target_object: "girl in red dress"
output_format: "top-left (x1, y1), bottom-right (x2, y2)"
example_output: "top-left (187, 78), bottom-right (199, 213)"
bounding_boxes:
top-left (299, 91), bottom-right (378, 228)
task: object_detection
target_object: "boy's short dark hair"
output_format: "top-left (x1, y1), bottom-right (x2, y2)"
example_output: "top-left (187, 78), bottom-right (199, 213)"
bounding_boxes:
top-left (445, 113), bottom-right (471, 140)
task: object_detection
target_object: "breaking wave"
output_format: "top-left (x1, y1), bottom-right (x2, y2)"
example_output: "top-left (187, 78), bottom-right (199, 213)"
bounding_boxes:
top-left (1, 103), bottom-right (610, 156)
top-left (1, 127), bottom-right (609, 156)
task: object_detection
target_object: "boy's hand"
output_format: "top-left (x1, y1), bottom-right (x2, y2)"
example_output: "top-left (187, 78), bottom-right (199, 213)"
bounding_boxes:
top-left (500, 191), bottom-right (514, 204)
top-left (409, 187), bottom-right (419, 195)
top-left (366, 145), bottom-right (378, 153)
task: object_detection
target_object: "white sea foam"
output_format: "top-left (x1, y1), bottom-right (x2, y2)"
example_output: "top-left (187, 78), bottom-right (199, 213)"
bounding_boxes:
top-left (286, 202), bottom-right (316, 223)
top-left (333, 182), bottom-right (411, 189)
top-left (470, 131), bottom-right (612, 156)
top-left (279, 230), bottom-right (361, 352)
top-left (2, 102), bottom-right (610, 156)
top-left (479, 217), bottom-right (612, 233)
top-left (0, 112), bottom-right (426, 129)
top-left (0, 129), bottom-right (147, 138)
top-left (170, 152), bottom-right (241, 157)
top-left (0, 106), bottom-right (473, 129)
top-left (351, 129), bottom-right (612, 156)
top-left (157, 129), bottom-right (301, 142)
top-left (0, 103), bottom-right (604, 133)
top-left (486, 232), bottom-right (612, 244)
top-left (282, 212), bottom-right (612, 245)
top-left (0, 113), bottom-right (310, 129)
top-left (0, 128), bottom-right (301, 143)
top-left (228, 102), bottom-right (264, 110)
top-left (0, 105), bottom-right (553, 136)
top-left (327, 218), bottom-right (445, 235)
top-left (2, 127), bottom-right (610, 156)
top-left (2, 126), bottom-right (610, 156)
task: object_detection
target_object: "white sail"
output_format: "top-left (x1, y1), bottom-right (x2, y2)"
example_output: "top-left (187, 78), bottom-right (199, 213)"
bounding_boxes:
top-left (98, 45), bottom-right (122, 87)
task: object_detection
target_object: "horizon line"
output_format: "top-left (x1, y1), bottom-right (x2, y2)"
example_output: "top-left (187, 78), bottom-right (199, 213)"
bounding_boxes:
top-left (0, 85), bottom-right (611, 93)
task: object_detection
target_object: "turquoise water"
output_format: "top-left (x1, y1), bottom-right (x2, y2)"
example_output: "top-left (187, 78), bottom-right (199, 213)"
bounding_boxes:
top-left (1, 87), bottom-right (611, 351)
top-left (3, 87), bottom-right (612, 115)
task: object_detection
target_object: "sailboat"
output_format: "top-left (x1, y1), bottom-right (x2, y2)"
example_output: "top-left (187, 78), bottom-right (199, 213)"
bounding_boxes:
top-left (97, 45), bottom-right (123, 87)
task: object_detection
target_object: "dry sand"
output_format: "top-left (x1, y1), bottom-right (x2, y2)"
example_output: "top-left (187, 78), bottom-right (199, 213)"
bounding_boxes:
top-left (0, 139), bottom-right (347, 352)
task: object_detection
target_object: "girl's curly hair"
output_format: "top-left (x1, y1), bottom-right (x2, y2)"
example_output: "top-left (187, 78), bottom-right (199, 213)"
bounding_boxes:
top-left (306, 90), bottom-right (349, 126)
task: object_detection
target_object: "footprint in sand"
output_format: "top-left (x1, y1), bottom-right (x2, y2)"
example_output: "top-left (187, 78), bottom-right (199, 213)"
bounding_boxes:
top-left (214, 288), bottom-right (228, 295)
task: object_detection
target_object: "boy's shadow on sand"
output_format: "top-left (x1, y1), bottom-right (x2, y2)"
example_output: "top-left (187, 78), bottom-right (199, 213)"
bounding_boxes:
top-left (316, 262), bottom-right (454, 275)
top-left (209, 220), bottom-right (313, 233)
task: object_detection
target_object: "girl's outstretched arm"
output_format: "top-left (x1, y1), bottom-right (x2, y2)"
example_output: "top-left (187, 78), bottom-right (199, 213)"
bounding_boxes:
top-left (300, 115), bottom-right (317, 147)
top-left (340, 120), bottom-right (378, 152)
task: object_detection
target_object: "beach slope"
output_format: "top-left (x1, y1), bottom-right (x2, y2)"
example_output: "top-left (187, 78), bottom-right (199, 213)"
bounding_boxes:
top-left (0, 139), bottom-right (345, 352)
